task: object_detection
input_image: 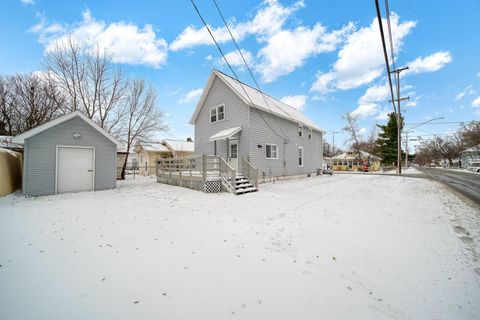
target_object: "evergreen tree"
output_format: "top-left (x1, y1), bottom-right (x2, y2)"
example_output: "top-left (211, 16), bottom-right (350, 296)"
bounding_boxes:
top-left (375, 112), bottom-right (404, 165)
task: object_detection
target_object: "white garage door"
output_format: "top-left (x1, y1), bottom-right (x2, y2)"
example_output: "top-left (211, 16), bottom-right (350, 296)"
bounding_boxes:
top-left (57, 147), bottom-right (94, 194)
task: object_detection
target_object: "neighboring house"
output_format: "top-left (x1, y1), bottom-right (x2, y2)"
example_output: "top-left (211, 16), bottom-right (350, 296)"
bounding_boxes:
top-left (0, 135), bottom-right (23, 152)
top-left (190, 69), bottom-right (323, 180)
top-left (331, 150), bottom-right (382, 171)
top-left (136, 142), bottom-right (171, 176)
top-left (12, 111), bottom-right (122, 196)
top-left (162, 138), bottom-right (195, 158)
top-left (459, 144), bottom-right (480, 168)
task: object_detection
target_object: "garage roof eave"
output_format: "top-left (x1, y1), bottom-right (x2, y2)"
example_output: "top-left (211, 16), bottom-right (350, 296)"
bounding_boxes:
top-left (12, 111), bottom-right (123, 147)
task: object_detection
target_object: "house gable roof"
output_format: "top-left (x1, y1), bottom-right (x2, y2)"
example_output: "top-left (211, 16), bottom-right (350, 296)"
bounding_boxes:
top-left (162, 139), bottom-right (194, 153)
top-left (12, 111), bottom-right (122, 146)
top-left (189, 69), bottom-right (323, 133)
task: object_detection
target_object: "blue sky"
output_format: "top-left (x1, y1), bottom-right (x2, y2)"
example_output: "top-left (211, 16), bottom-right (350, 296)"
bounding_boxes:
top-left (1, 0), bottom-right (479, 149)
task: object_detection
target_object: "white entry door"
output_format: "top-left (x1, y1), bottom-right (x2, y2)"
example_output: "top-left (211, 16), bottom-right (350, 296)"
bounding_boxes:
top-left (228, 140), bottom-right (238, 171)
top-left (57, 147), bottom-right (94, 194)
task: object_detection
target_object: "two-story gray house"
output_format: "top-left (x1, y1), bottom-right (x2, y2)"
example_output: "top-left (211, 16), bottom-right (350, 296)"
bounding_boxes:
top-left (190, 69), bottom-right (323, 181)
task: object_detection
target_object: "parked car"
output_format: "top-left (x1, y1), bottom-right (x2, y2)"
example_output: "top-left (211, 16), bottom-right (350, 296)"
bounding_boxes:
top-left (467, 161), bottom-right (480, 172)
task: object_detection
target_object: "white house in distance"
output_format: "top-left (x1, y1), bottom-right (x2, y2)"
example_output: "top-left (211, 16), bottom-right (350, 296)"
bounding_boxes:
top-left (136, 139), bottom-right (194, 175)
top-left (190, 69), bottom-right (323, 181)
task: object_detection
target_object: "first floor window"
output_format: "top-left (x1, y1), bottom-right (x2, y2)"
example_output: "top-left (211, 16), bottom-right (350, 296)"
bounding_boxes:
top-left (298, 147), bottom-right (303, 167)
top-left (266, 144), bottom-right (278, 159)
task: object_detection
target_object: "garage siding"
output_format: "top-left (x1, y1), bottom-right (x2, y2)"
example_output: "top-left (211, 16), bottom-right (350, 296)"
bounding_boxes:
top-left (23, 116), bottom-right (116, 196)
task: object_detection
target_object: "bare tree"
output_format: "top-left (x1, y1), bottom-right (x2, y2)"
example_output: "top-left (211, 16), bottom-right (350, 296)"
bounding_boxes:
top-left (119, 79), bottom-right (168, 179)
top-left (0, 73), bottom-right (64, 135)
top-left (43, 37), bottom-right (128, 133)
top-left (343, 112), bottom-right (365, 162)
top-left (458, 121), bottom-right (480, 149)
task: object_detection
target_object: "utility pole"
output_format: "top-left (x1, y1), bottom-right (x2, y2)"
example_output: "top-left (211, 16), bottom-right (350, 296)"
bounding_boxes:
top-left (332, 131), bottom-right (340, 156)
top-left (390, 66), bottom-right (409, 174)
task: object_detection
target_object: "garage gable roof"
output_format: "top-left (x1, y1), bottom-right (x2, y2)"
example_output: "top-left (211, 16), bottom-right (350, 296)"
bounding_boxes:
top-left (12, 111), bottom-right (122, 146)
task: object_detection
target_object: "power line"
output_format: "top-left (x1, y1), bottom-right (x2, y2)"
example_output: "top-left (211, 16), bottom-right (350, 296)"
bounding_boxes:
top-left (384, 0), bottom-right (399, 101)
top-left (374, 0), bottom-right (397, 114)
top-left (212, 0), bottom-right (289, 142)
top-left (189, 0), bottom-right (287, 142)
top-left (405, 120), bottom-right (476, 126)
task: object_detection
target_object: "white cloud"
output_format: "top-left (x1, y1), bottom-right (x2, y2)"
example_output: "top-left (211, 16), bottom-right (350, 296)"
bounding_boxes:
top-left (358, 83), bottom-right (389, 105)
top-left (472, 96), bottom-right (480, 107)
top-left (406, 51), bottom-right (452, 75)
top-left (170, 0), bottom-right (304, 51)
top-left (218, 49), bottom-right (253, 69)
top-left (179, 88), bottom-right (203, 104)
top-left (31, 9), bottom-right (168, 68)
top-left (311, 13), bottom-right (416, 94)
top-left (280, 95), bottom-right (308, 110)
top-left (20, 0), bottom-right (34, 4)
top-left (454, 85), bottom-right (475, 100)
top-left (351, 103), bottom-right (379, 119)
top-left (359, 127), bottom-right (367, 135)
top-left (375, 108), bottom-right (391, 121)
top-left (256, 22), bottom-right (353, 82)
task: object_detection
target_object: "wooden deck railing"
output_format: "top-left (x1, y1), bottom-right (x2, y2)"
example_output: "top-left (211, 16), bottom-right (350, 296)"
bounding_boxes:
top-left (242, 158), bottom-right (258, 189)
top-left (156, 155), bottom-right (258, 194)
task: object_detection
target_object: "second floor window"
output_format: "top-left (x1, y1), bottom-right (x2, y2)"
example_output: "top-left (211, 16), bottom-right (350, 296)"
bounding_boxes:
top-left (298, 125), bottom-right (303, 137)
top-left (210, 105), bottom-right (225, 123)
top-left (308, 128), bottom-right (312, 139)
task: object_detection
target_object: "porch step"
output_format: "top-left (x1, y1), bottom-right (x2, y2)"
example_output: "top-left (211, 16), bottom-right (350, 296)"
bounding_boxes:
top-left (236, 186), bottom-right (258, 194)
top-left (234, 175), bottom-right (257, 195)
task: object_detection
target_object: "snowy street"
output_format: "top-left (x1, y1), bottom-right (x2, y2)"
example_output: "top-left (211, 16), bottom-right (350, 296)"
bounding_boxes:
top-left (1, 173), bottom-right (479, 319)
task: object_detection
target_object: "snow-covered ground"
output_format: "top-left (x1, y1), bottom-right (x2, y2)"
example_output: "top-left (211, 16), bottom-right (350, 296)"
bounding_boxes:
top-left (1, 173), bottom-right (479, 320)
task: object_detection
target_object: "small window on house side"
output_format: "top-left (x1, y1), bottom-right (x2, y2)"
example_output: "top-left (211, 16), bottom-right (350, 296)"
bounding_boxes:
top-left (210, 104), bottom-right (225, 123)
top-left (217, 105), bottom-right (224, 121)
top-left (298, 147), bottom-right (303, 167)
top-left (210, 107), bottom-right (217, 123)
top-left (265, 144), bottom-right (278, 159)
top-left (298, 125), bottom-right (303, 137)
top-left (308, 128), bottom-right (312, 140)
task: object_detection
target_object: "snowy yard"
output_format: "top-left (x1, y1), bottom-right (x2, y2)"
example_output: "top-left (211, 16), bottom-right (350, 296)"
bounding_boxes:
top-left (1, 172), bottom-right (479, 319)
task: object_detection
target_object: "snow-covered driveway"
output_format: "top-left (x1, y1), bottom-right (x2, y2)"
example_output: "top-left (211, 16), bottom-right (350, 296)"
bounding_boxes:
top-left (1, 173), bottom-right (479, 320)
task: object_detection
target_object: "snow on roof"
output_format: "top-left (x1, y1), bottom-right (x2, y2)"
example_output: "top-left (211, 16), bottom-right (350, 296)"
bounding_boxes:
top-left (141, 143), bottom-right (170, 152)
top-left (460, 144), bottom-right (480, 153)
top-left (11, 111), bottom-right (122, 146)
top-left (209, 126), bottom-right (242, 141)
top-left (162, 139), bottom-right (194, 152)
top-left (333, 150), bottom-right (382, 161)
top-left (0, 135), bottom-right (23, 149)
top-left (190, 69), bottom-right (323, 133)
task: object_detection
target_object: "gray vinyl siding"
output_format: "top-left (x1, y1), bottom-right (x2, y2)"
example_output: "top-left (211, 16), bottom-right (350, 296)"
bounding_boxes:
top-left (194, 77), bottom-right (250, 167)
top-left (248, 108), bottom-right (322, 177)
top-left (23, 116), bottom-right (116, 196)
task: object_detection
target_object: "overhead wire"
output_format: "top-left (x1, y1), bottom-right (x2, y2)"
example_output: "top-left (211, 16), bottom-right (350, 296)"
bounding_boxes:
top-left (374, 0), bottom-right (397, 114)
top-left (189, 0), bottom-right (288, 142)
top-left (212, 0), bottom-right (289, 141)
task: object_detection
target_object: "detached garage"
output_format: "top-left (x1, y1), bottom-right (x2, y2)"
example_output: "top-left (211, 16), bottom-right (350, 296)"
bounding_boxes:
top-left (12, 111), bottom-right (121, 196)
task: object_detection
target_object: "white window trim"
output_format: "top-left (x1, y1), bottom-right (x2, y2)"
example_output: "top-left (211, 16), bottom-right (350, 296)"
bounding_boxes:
top-left (298, 146), bottom-right (304, 167)
top-left (265, 143), bottom-right (279, 160)
top-left (209, 104), bottom-right (225, 124)
top-left (298, 125), bottom-right (303, 137)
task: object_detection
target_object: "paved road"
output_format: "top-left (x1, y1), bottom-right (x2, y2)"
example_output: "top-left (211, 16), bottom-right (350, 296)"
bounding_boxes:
top-left (417, 167), bottom-right (480, 205)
